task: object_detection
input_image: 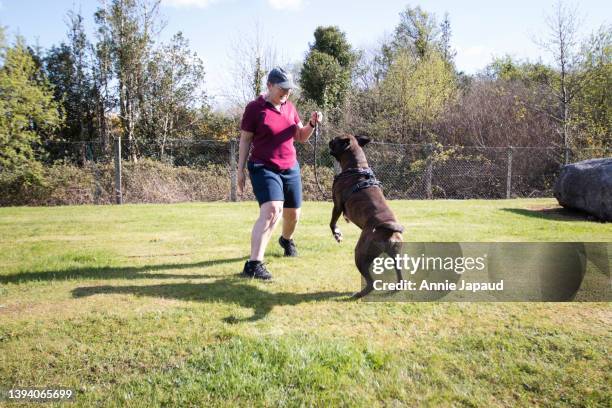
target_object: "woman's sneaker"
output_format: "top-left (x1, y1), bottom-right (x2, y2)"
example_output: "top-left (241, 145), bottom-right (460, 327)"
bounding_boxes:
top-left (242, 260), bottom-right (272, 280)
top-left (278, 236), bottom-right (298, 257)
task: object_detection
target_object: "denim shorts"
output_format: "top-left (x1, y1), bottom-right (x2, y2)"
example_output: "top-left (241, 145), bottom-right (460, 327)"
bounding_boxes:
top-left (247, 161), bottom-right (302, 208)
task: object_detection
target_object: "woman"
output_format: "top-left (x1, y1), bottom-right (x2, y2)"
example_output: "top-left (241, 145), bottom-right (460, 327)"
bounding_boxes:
top-left (237, 67), bottom-right (322, 279)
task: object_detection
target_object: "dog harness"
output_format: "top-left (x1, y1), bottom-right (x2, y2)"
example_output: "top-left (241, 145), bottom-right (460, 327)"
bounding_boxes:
top-left (333, 167), bottom-right (383, 212)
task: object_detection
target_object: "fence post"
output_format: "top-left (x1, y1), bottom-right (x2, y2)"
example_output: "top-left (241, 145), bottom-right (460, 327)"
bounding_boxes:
top-left (506, 146), bottom-right (513, 199)
top-left (229, 138), bottom-right (237, 202)
top-left (114, 137), bottom-right (122, 204)
top-left (425, 143), bottom-right (433, 199)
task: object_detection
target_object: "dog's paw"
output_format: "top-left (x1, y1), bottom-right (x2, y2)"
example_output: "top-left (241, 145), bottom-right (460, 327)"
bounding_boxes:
top-left (332, 229), bottom-right (343, 243)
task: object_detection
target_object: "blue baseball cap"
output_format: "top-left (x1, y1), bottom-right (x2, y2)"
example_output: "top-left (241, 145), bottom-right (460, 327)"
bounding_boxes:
top-left (267, 67), bottom-right (297, 90)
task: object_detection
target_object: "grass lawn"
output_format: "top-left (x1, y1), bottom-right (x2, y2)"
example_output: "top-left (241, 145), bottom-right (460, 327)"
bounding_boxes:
top-left (0, 198), bottom-right (610, 407)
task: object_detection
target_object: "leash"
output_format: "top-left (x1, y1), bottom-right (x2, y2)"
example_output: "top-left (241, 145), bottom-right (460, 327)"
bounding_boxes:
top-left (313, 120), bottom-right (329, 200)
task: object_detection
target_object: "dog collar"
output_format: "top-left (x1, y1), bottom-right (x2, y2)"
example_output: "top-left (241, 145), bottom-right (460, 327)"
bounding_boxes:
top-left (333, 167), bottom-right (376, 183)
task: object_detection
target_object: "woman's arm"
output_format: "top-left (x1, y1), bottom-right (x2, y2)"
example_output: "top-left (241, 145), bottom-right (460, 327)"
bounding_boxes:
top-left (238, 130), bottom-right (253, 171)
top-left (295, 121), bottom-right (316, 143)
top-left (294, 111), bottom-right (322, 143)
top-left (237, 130), bottom-right (253, 194)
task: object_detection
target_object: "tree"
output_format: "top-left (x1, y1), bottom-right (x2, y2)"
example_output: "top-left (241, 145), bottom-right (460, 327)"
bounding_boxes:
top-left (0, 32), bottom-right (62, 185)
top-left (299, 26), bottom-right (356, 118)
top-left (95, 0), bottom-right (162, 162)
top-left (485, 55), bottom-right (557, 85)
top-left (436, 78), bottom-right (558, 148)
top-left (393, 5), bottom-right (439, 59)
top-left (353, 39), bottom-right (394, 91)
top-left (392, 5), bottom-right (455, 63)
top-left (197, 108), bottom-right (238, 142)
top-left (535, 0), bottom-right (587, 161)
top-left (44, 10), bottom-right (96, 163)
top-left (380, 49), bottom-right (455, 143)
top-left (571, 24), bottom-right (611, 150)
top-left (252, 55), bottom-right (265, 98)
top-left (92, 5), bottom-right (116, 157)
top-left (300, 50), bottom-right (347, 110)
top-left (142, 32), bottom-right (206, 158)
top-left (485, 55), bottom-right (524, 81)
top-left (439, 13), bottom-right (455, 63)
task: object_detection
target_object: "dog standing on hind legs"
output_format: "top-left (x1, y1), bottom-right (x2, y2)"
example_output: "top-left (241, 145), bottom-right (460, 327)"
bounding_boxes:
top-left (328, 134), bottom-right (405, 298)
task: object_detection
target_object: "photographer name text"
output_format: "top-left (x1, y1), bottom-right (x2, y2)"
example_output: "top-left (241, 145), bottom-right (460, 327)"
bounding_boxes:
top-left (373, 279), bottom-right (504, 292)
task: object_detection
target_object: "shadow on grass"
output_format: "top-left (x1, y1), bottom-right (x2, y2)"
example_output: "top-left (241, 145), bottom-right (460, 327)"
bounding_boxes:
top-left (501, 207), bottom-right (602, 222)
top-left (0, 257), bottom-right (246, 284)
top-left (72, 278), bottom-right (352, 323)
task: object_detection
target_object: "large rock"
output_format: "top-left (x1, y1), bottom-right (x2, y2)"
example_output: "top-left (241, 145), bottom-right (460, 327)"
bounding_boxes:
top-left (554, 158), bottom-right (612, 221)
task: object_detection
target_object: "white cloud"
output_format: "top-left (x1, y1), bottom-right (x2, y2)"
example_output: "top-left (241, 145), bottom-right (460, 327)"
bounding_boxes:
top-left (161, 0), bottom-right (219, 9)
top-left (455, 45), bottom-right (495, 74)
top-left (267, 0), bottom-right (303, 11)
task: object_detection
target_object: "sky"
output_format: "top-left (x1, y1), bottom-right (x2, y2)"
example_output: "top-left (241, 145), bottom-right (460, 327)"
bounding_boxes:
top-left (1, 0), bottom-right (610, 108)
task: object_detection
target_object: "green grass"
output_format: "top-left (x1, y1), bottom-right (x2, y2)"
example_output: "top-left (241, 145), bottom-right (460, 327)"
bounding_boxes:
top-left (0, 199), bottom-right (610, 407)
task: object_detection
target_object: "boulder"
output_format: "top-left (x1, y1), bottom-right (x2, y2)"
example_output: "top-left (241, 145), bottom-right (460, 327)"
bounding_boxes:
top-left (554, 158), bottom-right (612, 221)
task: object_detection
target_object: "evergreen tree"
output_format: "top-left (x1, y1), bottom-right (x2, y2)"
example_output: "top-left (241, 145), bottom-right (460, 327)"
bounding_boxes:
top-left (299, 26), bottom-right (356, 118)
top-left (0, 32), bottom-right (62, 185)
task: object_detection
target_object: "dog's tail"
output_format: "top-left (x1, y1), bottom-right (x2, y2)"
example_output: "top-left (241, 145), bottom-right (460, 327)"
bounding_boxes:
top-left (373, 221), bottom-right (404, 233)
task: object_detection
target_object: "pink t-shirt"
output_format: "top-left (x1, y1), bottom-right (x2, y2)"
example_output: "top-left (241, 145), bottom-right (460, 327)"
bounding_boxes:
top-left (240, 95), bottom-right (301, 170)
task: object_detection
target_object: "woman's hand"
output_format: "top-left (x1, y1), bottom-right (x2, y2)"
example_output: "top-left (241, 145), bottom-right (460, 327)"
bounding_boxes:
top-left (310, 111), bottom-right (323, 126)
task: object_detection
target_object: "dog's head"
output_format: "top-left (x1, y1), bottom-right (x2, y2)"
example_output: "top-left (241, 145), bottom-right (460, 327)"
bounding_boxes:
top-left (328, 134), bottom-right (371, 162)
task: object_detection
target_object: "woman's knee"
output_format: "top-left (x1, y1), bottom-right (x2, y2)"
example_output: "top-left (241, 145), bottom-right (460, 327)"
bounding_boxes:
top-left (260, 202), bottom-right (283, 226)
top-left (283, 208), bottom-right (300, 224)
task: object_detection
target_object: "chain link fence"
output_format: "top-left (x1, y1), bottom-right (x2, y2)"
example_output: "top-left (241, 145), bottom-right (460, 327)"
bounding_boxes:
top-left (3, 138), bottom-right (609, 206)
top-left (297, 141), bottom-right (609, 200)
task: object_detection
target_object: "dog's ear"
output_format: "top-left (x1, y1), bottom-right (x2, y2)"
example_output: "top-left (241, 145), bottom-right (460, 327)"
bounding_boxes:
top-left (355, 135), bottom-right (371, 147)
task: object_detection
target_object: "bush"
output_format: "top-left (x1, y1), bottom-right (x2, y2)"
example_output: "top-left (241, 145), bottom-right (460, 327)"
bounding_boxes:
top-left (0, 159), bottom-right (235, 206)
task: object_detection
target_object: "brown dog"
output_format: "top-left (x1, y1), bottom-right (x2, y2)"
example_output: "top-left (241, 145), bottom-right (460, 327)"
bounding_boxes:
top-left (328, 134), bottom-right (405, 298)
